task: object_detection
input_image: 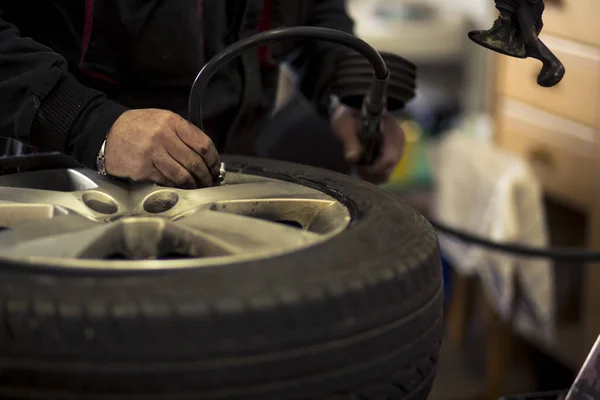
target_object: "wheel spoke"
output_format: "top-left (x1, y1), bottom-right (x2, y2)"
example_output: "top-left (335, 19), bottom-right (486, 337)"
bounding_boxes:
top-left (122, 180), bottom-right (336, 220)
top-left (208, 198), bottom-right (349, 234)
top-left (0, 186), bottom-right (125, 219)
top-left (0, 168), bottom-right (130, 216)
top-left (0, 203), bottom-right (68, 229)
top-left (0, 213), bottom-right (108, 258)
top-left (0, 186), bottom-right (83, 211)
top-left (176, 180), bottom-right (333, 209)
top-left (71, 170), bottom-right (131, 201)
top-left (0, 168), bottom-right (99, 191)
top-left (174, 209), bottom-right (322, 255)
top-left (98, 218), bottom-right (245, 259)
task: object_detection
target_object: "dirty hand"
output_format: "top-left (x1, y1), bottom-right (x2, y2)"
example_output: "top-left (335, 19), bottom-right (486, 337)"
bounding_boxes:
top-left (104, 109), bottom-right (221, 189)
top-left (331, 104), bottom-right (405, 184)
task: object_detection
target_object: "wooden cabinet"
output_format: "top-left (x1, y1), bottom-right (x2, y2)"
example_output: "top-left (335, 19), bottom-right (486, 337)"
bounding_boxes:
top-left (492, 0), bottom-right (600, 371)
top-left (542, 0), bottom-right (600, 49)
top-left (496, 98), bottom-right (597, 209)
top-left (496, 36), bottom-right (600, 128)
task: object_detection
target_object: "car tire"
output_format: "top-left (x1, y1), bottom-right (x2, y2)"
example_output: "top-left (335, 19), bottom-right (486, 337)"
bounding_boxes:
top-left (0, 155), bottom-right (443, 400)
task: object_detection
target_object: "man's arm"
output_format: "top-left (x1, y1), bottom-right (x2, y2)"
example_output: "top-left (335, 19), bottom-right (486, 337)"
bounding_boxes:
top-left (285, 1), bottom-right (405, 184)
top-left (0, 11), bottom-right (219, 188)
top-left (0, 11), bottom-right (128, 168)
top-left (288, 0), bottom-right (355, 115)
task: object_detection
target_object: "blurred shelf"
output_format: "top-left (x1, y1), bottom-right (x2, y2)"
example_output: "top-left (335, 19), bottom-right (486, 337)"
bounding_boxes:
top-left (347, 1), bottom-right (469, 63)
top-left (430, 327), bottom-right (538, 400)
top-left (525, 323), bottom-right (584, 372)
top-left (429, 339), bottom-right (486, 400)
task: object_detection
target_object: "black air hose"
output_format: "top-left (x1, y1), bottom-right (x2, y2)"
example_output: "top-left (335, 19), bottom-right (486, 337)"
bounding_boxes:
top-left (187, 26), bottom-right (600, 262)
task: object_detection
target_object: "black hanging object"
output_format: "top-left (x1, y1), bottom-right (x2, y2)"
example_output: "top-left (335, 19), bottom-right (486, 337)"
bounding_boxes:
top-left (468, 0), bottom-right (565, 87)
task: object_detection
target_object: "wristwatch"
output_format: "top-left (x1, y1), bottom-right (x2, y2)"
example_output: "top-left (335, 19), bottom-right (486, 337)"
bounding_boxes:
top-left (96, 139), bottom-right (108, 176)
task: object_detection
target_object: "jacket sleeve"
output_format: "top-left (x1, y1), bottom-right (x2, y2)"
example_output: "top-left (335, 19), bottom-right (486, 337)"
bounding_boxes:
top-left (0, 11), bottom-right (128, 169)
top-left (287, 0), bottom-right (355, 115)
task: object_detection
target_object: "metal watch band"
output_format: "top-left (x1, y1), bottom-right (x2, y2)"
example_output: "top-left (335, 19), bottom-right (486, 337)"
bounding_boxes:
top-left (96, 139), bottom-right (107, 176)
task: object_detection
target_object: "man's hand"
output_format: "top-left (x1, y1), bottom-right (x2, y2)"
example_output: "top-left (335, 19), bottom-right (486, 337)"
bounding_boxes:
top-left (104, 109), bottom-right (221, 188)
top-left (331, 104), bottom-right (405, 184)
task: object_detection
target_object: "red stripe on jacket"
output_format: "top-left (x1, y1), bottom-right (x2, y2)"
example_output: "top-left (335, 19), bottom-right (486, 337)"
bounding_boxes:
top-left (79, 0), bottom-right (119, 84)
top-left (258, 0), bottom-right (276, 68)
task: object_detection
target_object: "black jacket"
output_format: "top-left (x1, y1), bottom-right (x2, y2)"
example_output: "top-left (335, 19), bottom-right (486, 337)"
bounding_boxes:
top-left (0, 0), bottom-right (354, 168)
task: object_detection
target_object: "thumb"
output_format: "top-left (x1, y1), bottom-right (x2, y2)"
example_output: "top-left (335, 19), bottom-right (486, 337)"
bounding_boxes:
top-left (342, 130), bottom-right (363, 162)
top-left (332, 107), bottom-right (363, 162)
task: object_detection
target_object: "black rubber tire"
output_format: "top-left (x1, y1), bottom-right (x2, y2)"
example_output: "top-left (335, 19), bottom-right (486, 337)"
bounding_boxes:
top-left (0, 155), bottom-right (443, 400)
top-left (334, 61), bottom-right (416, 80)
top-left (330, 51), bottom-right (418, 112)
top-left (332, 70), bottom-right (417, 89)
top-left (336, 51), bottom-right (417, 73)
top-left (330, 79), bottom-right (415, 110)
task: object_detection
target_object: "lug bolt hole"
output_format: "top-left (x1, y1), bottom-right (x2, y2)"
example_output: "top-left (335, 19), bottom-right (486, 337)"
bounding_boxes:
top-left (143, 190), bottom-right (179, 214)
top-left (82, 191), bottom-right (118, 215)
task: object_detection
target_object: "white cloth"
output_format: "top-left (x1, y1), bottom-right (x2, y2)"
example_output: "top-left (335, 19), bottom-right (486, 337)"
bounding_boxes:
top-left (432, 131), bottom-right (555, 344)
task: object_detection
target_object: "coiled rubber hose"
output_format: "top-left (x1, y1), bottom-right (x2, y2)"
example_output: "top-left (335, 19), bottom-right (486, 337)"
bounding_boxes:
top-left (189, 26), bottom-right (388, 151)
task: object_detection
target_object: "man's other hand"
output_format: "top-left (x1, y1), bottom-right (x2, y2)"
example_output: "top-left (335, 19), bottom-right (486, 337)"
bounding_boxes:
top-left (331, 104), bottom-right (405, 185)
top-left (104, 109), bottom-right (221, 189)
